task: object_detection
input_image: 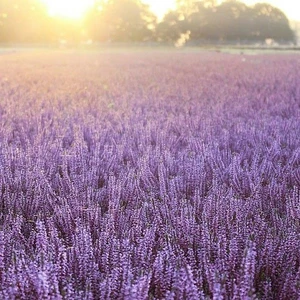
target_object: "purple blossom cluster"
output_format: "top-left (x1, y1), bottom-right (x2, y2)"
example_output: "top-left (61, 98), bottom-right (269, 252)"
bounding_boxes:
top-left (0, 50), bottom-right (299, 299)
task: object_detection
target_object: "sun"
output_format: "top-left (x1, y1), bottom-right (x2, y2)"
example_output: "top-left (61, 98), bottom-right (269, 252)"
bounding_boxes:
top-left (143, 0), bottom-right (176, 20)
top-left (42, 0), bottom-right (94, 19)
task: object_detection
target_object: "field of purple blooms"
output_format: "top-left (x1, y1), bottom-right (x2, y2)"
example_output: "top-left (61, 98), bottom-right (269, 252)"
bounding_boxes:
top-left (0, 50), bottom-right (299, 299)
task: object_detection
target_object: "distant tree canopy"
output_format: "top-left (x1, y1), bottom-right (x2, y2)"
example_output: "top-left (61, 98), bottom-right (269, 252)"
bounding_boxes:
top-left (0, 0), bottom-right (51, 42)
top-left (0, 0), bottom-right (296, 44)
top-left (87, 0), bottom-right (156, 42)
top-left (157, 0), bottom-right (295, 44)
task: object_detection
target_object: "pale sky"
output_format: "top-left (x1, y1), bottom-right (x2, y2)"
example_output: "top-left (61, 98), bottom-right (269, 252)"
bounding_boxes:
top-left (144, 0), bottom-right (300, 21)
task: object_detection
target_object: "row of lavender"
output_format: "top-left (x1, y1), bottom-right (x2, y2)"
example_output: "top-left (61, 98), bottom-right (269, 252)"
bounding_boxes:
top-left (0, 51), bottom-right (299, 299)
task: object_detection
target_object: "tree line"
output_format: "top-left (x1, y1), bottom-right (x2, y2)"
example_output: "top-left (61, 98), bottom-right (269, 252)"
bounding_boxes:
top-left (0, 0), bottom-right (296, 45)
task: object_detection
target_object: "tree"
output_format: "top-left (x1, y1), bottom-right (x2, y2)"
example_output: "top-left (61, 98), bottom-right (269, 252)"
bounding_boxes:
top-left (186, 1), bottom-right (218, 41)
top-left (251, 3), bottom-right (295, 42)
top-left (165, 0), bottom-right (295, 44)
top-left (156, 11), bottom-right (186, 43)
top-left (87, 0), bottom-right (157, 42)
top-left (0, 0), bottom-right (51, 43)
top-left (212, 1), bottom-right (251, 41)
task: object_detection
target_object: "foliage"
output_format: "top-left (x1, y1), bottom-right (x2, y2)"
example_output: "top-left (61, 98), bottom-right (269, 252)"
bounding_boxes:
top-left (156, 11), bottom-right (185, 43)
top-left (0, 50), bottom-right (299, 299)
top-left (251, 3), bottom-right (295, 42)
top-left (84, 0), bottom-right (157, 42)
top-left (0, 0), bottom-right (51, 42)
top-left (158, 0), bottom-right (295, 44)
top-left (0, 0), bottom-right (295, 44)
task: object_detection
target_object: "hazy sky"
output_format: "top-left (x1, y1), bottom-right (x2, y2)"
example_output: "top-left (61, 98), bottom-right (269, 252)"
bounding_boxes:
top-left (144, 0), bottom-right (300, 21)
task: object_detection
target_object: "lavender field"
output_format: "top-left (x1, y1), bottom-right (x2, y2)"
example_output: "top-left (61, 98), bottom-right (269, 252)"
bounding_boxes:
top-left (0, 50), bottom-right (299, 299)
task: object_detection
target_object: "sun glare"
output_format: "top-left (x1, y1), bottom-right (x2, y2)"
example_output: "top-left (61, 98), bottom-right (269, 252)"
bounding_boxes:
top-left (143, 0), bottom-right (176, 20)
top-left (42, 0), bottom-right (94, 19)
top-left (41, 0), bottom-right (297, 22)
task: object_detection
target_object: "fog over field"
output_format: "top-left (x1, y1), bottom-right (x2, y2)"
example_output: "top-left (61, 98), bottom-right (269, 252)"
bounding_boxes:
top-left (0, 50), bottom-right (299, 299)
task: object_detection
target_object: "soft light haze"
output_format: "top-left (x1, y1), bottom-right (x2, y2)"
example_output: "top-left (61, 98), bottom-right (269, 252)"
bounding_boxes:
top-left (41, 0), bottom-right (299, 21)
top-left (42, 0), bottom-right (94, 19)
top-left (144, 0), bottom-right (300, 21)
top-left (143, 0), bottom-right (176, 19)
top-left (242, 0), bottom-right (299, 21)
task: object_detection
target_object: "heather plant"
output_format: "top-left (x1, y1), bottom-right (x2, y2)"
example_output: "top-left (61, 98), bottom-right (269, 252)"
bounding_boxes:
top-left (0, 50), bottom-right (299, 299)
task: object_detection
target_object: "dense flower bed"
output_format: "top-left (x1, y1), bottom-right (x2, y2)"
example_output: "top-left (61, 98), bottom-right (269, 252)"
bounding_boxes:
top-left (0, 50), bottom-right (299, 299)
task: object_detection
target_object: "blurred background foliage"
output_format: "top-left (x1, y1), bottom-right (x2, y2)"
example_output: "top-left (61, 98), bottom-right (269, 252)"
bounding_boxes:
top-left (0, 0), bottom-right (296, 45)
